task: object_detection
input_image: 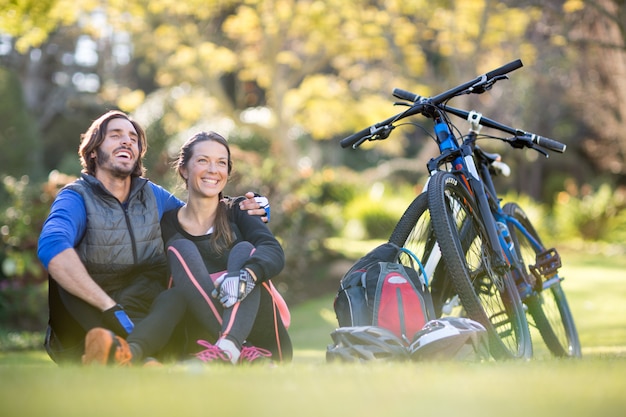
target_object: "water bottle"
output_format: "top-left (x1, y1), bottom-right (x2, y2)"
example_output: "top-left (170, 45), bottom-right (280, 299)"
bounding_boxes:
top-left (497, 221), bottom-right (531, 298)
top-left (496, 221), bottom-right (515, 253)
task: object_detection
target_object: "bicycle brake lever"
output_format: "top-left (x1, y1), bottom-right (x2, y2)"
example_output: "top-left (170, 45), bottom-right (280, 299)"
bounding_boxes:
top-left (469, 75), bottom-right (510, 94)
top-left (351, 136), bottom-right (369, 148)
top-left (511, 135), bottom-right (551, 158)
top-left (531, 144), bottom-right (550, 158)
top-left (370, 125), bottom-right (395, 140)
top-left (351, 125), bottom-right (395, 148)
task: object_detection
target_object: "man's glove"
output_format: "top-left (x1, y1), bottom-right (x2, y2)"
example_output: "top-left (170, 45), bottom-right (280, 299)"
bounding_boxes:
top-left (102, 304), bottom-right (135, 337)
top-left (212, 269), bottom-right (256, 308)
top-left (253, 193), bottom-right (270, 223)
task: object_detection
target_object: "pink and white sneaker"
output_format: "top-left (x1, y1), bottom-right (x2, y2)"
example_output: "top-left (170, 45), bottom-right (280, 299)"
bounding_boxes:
top-left (194, 340), bottom-right (232, 364)
top-left (238, 345), bottom-right (273, 364)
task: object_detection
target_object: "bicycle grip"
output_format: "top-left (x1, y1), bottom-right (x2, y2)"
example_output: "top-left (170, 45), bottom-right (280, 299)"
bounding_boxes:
top-left (340, 126), bottom-right (373, 148)
top-left (485, 59), bottom-right (523, 79)
top-left (392, 88), bottom-right (420, 102)
top-left (530, 134), bottom-right (567, 153)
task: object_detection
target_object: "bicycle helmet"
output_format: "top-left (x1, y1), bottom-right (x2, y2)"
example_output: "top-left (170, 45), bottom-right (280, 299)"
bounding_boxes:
top-left (408, 317), bottom-right (490, 362)
top-left (326, 326), bottom-right (409, 363)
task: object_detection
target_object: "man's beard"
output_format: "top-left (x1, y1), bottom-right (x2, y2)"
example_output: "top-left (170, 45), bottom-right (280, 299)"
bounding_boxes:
top-left (96, 147), bottom-right (136, 179)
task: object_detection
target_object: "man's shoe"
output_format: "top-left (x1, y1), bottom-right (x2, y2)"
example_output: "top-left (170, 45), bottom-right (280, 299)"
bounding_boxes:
top-left (82, 327), bottom-right (132, 366)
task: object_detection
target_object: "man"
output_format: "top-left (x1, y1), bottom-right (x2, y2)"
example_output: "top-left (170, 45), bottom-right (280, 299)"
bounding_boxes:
top-left (38, 110), bottom-right (268, 364)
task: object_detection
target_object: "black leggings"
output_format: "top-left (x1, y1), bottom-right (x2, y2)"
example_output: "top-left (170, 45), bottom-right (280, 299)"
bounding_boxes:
top-left (166, 239), bottom-right (292, 362)
top-left (46, 278), bottom-right (172, 363)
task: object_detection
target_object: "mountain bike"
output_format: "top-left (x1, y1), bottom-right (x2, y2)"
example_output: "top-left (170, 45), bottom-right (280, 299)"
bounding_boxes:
top-left (341, 59), bottom-right (580, 359)
top-left (424, 108), bottom-right (580, 359)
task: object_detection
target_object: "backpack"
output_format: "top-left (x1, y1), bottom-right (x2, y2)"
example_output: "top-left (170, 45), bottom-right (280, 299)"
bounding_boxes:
top-left (333, 242), bottom-right (436, 343)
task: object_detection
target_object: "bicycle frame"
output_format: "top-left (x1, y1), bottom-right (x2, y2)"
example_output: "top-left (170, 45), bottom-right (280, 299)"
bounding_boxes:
top-left (465, 115), bottom-right (563, 300)
top-left (426, 112), bottom-right (510, 273)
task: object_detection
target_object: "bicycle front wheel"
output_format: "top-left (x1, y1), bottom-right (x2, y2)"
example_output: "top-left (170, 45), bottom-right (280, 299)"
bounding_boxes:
top-left (428, 172), bottom-right (532, 360)
top-left (503, 202), bottom-right (581, 358)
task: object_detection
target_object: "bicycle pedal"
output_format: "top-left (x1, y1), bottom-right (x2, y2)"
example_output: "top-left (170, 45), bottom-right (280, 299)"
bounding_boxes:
top-left (534, 248), bottom-right (561, 276)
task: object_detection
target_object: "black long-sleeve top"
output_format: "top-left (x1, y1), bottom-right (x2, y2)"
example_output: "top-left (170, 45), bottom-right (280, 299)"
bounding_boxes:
top-left (160, 201), bottom-right (285, 282)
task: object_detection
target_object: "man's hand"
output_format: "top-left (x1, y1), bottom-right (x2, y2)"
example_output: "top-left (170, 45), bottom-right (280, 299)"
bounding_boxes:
top-left (102, 304), bottom-right (135, 337)
top-left (239, 191), bottom-right (270, 223)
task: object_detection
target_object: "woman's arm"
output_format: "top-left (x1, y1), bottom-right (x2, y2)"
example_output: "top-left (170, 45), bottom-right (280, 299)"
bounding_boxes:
top-left (231, 204), bottom-right (285, 282)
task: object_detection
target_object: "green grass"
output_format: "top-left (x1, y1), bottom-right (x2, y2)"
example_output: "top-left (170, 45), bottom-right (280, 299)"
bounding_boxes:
top-left (2, 248), bottom-right (626, 417)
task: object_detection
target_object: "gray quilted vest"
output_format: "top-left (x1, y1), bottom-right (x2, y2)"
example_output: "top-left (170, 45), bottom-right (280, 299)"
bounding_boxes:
top-left (65, 174), bottom-right (168, 295)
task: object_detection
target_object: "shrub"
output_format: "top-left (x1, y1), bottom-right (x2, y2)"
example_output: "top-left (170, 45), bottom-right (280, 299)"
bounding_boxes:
top-left (1, 174), bottom-right (58, 331)
top-left (343, 183), bottom-right (414, 240)
top-left (552, 182), bottom-right (626, 242)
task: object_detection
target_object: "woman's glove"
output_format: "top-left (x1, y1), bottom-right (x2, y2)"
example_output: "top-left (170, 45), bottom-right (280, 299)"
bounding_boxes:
top-left (213, 269), bottom-right (256, 308)
top-left (102, 304), bottom-right (135, 337)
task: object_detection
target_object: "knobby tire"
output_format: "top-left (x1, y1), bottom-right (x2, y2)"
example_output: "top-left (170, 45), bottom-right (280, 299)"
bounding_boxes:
top-left (427, 172), bottom-right (532, 360)
top-left (388, 193), bottom-right (460, 318)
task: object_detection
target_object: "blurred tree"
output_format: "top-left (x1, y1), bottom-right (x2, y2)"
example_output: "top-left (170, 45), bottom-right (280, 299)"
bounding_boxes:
top-left (504, 0), bottom-right (626, 186)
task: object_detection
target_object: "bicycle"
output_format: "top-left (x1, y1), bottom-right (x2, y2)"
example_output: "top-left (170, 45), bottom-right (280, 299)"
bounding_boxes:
top-left (340, 59), bottom-right (580, 359)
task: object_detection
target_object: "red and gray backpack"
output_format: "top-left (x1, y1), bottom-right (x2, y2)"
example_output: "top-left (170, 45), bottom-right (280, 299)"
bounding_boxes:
top-left (333, 242), bottom-right (435, 343)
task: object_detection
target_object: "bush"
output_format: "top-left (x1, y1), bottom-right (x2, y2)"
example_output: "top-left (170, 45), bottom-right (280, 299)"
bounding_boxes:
top-left (343, 183), bottom-right (414, 240)
top-left (1, 174), bottom-right (57, 331)
top-left (0, 281), bottom-right (48, 332)
top-left (552, 182), bottom-right (626, 242)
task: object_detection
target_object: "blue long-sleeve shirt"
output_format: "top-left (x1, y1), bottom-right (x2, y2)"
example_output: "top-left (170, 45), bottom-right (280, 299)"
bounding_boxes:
top-left (38, 181), bottom-right (183, 269)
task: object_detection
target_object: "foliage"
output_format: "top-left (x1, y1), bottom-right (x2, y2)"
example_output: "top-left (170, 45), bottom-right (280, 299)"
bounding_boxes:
top-left (0, 329), bottom-right (44, 351)
top-left (0, 68), bottom-right (41, 179)
top-left (266, 166), bottom-right (356, 302)
top-left (0, 175), bottom-right (49, 283)
top-left (0, 174), bottom-right (65, 331)
top-left (501, 184), bottom-right (626, 245)
top-left (552, 181), bottom-right (626, 242)
top-left (0, 282), bottom-right (47, 333)
top-left (342, 183), bottom-right (415, 240)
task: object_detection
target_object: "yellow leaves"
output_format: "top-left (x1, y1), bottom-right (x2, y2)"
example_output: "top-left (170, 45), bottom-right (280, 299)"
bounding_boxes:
top-left (0, 0), bottom-right (82, 52)
top-left (551, 35), bottom-right (568, 47)
top-left (563, 0), bottom-right (585, 14)
top-left (172, 93), bottom-right (206, 124)
top-left (284, 74), bottom-right (400, 141)
top-left (284, 75), bottom-right (349, 139)
top-left (276, 51), bottom-right (302, 70)
top-left (117, 89), bottom-right (146, 113)
top-left (223, 5), bottom-right (262, 42)
top-left (198, 43), bottom-right (238, 75)
top-left (423, 0), bottom-right (535, 60)
top-left (153, 25), bottom-right (183, 53)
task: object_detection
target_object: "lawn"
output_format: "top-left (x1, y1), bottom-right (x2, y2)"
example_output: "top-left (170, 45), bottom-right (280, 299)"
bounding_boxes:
top-left (1, 246), bottom-right (625, 417)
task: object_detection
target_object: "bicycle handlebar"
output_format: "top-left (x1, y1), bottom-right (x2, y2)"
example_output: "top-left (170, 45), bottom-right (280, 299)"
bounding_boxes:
top-left (430, 59), bottom-right (522, 104)
top-left (443, 105), bottom-right (566, 153)
top-left (341, 59), bottom-right (565, 154)
top-left (341, 59), bottom-right (523, 148)
top-left (485, 59), bottom-right (524, 81)
top-left (339, 104), bottom-right (425, 148)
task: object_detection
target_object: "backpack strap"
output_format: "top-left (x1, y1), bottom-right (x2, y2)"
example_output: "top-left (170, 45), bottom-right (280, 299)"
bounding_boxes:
top-left (395, 247), bottom-right (429, 287)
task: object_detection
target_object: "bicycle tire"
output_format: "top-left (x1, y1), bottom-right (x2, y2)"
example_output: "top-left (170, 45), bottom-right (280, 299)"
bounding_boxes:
top-left (427, 171), bottom-right (532, 360)
top-left (388, 193), bottom-right (461, 318)
top-left (503, 202), bottom-right (581, 358)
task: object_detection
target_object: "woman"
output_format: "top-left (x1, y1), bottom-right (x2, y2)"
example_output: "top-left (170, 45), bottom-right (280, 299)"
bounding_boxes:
top-left (160, 131), bottom-right (291, 364)
top-left (81, 131), bottom-right (291, 366)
